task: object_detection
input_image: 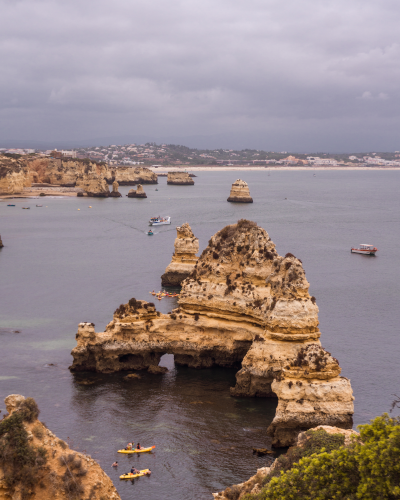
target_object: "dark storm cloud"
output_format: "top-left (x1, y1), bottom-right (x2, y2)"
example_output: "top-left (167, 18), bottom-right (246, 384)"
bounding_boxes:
top-left (1, 0), bottom-right (399, 150)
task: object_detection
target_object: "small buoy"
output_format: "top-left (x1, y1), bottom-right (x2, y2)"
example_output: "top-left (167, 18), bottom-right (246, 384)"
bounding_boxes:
top-left (89, 206), bottom-right (92, 208)
top-left (78, 209), bottom-right (80, 210)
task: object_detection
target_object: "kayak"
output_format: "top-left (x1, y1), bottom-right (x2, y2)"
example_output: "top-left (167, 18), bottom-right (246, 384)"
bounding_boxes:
top-left (118, 446), bottom-right (155, 454)
top-left (120, 469), bottom-right (150, 480)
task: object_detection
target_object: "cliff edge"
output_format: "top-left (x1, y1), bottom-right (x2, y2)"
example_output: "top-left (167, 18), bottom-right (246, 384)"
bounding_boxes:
top-left (0, 394), bottom-right (120, 500)
top-left (161, 223), bottom-right (199, 286)
top-left (70, 219), bottom-right (353, 446)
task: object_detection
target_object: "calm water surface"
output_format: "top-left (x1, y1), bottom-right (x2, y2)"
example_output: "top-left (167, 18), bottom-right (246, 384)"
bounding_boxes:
top-left (1, 170), bottom-right (399, 499)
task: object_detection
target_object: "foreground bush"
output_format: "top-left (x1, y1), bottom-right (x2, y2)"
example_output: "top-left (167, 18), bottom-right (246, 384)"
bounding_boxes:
top-left (244, 415), bottom-right (400, 500)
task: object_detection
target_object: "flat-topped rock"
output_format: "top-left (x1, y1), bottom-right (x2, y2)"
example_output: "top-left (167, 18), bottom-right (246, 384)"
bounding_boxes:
top-left (127, 184), bottom-right (147, 198)
top-left (111, 166), bottom-right (157, 185)
top-left (227, 179), bottom-right (253, 203)
top-left (167, 171), bottom-right (194, 185)
top-left (161, 223), bottom-right (199, 286)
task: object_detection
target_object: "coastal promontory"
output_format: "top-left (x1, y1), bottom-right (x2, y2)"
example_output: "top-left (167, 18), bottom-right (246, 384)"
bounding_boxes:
top-left (167, 171), bottom-right (194, 185)
top-left (0, 155), bottom-right (31, 195)
top-left (161, 223), bottom-right (199, 286)
top-left (0, 394), bottom-right (120, 500)
top-left (227, 179), bottom-right (253, 203)
top-left (70, 219), bottom-right (353, 446)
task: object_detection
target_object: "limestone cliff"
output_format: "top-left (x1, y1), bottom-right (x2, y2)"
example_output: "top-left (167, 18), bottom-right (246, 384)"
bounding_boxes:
top-left (111, 167), bottom-right (157, 185)
top-left (78, 173), bottom-right (110, 197)
top-left (127, 184), bottom-right (147, 198)
top-left (167, 172), bottom-right (194, 185)
top-left (0, 155), bottom-right (31, 194)
top-left (227, 179), bottom-right (253, 203)
top-left (0, 394), bottom-right (120, 500)
top-left (161, 223), bottom-right (199, 286)
top-left (109, 181), bottom-right (122, 198)
top-left (70, 219), bottom-right (353, 446)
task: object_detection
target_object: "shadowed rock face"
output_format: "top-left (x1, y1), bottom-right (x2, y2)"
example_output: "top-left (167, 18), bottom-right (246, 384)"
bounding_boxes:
top-left (167, 172), bottom-right (194, 185)
top-left (227, 179), bottom-right (253, 203)
top-left (127, 184), bottom-right (147, 198)
top-left (0, 234), bottom-right (3, 248)
top-left (70, 219), bottom-right (353, 446)
top-left (161, 223), bottom-right (199, 286)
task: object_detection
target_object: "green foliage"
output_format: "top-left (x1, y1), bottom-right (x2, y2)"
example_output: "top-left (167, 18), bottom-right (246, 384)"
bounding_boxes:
top-left (0, 398), bottom-right (47, 499)
top-left (247, 415), bottom-right (400, 500)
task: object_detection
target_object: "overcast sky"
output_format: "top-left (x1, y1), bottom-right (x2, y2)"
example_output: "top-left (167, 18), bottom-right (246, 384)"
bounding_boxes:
top-left (1, 0), bottom-right (399, 151)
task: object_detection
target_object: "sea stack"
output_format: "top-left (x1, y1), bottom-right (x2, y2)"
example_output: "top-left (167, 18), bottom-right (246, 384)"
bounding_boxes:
top-left (0, 234), bottom-right (3, 248)
top-left (167, 171), bottom-right (194, 185)
top-left (80, 173), bottom-right (110, 197)
top-left (127, 184), bottom-right (147, 198)
top-left (161, 223), bottom-right (199, 286)
top-left (0, 394), bottom-right (121, 500)
top-left (109, 180), bottom-right (122, 197)
top-left (71, 219), bottom-right (353, 447)
top-left (227, 179), bottom-right (253, 203)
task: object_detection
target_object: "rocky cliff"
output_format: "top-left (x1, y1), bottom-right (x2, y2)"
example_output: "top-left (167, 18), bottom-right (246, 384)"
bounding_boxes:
top-left (78, 173), bottom-right (110, 197)
top-left (161, 223), bottom-right (199, 286)
top-left (167, 172), bottom-right (194, 185)
top-left (127, 184), bottom-right (147, 198)
top-left (111, 167), bottom-right (157, 185)
top-left (0, 234), bottom-right (3, 248)
top-left (0, 394), bottom-right (120, 500)
top-left (0, 155), bottom-right (31, 194)
top-left (227, 179), bottom-right (253, 203)
top-left (109, 181), bottom-right (122, 198)
top-left (70, 219), bottom-right (353, 446)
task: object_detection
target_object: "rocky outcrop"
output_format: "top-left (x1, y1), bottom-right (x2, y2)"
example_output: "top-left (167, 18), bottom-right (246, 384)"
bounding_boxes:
top-left (0, 394), bottom-right (120, 500)
top-left (127, 184), bottom-right (147, 198)
top-left (167, 171), bottom-right (194, 185)
top-left (0, 234), bottom-right (3, 248)
top-left (227, 179), bottom-right (253, 203)
top-left (79, 173), bottom-right (110, 197)
top-left (0, 155), bottom-right (31, 194)
top-left (70, 219), bottom-right (353, 446)
top-left (161, 223), bottom-right (199, 286)
top-left (111, 167), bottom-right (157, 185)
top-left (213, 467), bottom-right (271, 500)
top-left (109, 181), bottom-right (122, 198)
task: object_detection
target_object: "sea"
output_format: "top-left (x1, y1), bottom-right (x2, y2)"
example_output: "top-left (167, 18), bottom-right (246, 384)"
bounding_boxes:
top-left (1, 170), bottom-right (399, 499)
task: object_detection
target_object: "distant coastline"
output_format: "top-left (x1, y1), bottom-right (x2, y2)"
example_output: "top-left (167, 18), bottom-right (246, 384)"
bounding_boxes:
top-left (148, 165), bottom-right (400, 172)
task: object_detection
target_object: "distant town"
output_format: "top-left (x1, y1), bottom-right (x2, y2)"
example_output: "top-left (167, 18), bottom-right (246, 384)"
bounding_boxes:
top-left (1, 143), bottom-right (400, 167)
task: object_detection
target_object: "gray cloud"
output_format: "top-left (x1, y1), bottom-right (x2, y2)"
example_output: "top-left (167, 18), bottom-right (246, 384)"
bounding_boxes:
top-left (1, 0), bottom-right (399, 151)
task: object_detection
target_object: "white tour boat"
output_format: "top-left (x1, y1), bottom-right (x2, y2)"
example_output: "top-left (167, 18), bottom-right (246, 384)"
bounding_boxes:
top-left (351, 244), bottom-right (378, 255)
top-left (149, 216), bottom-right (171, 226)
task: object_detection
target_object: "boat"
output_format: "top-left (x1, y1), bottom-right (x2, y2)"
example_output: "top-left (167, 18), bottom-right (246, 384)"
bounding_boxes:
top-left (155, 188), bottom-right (158, 191)
top-left (7, 204), bottom-right (15, 207)
top-left (351, 244), bottom-right (378, 255)
top-left (22, 207), bottom-right (30, 209)
top-left (147, 230), bottom-right (154, 236)
top-left (120, 469), bottom-right (150, 480)
top-left (36, 205), bottom-right (43, 207)
top-left (118, 446), bottom-right (155, 454)
top-left (149, 216), bottom-right (171, 226)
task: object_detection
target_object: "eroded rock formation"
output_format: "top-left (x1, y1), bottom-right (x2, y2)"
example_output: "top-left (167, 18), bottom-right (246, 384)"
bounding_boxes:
top-left (127, 184), bottom-right (147, 198)
top-left (167, 171), bottom-right (194, 185)
top-left (111, 167), bottom-right (157, 185)
top-left (227, 179), bottom-right (253, 203)
top-left (0, 234), bottom-right (3, 248)
top-left (0, 394), bottom-right (120, 500)
top-left (0, 155), bottom-right (31, 194)
top-left (79, 173), bottom-right (110, 197)
top-left (161, 223), bottom-right (199, 286)
top-left (109, 181), bottom-right (122, 197)
top-left (70, 219), bottom-right (353, 446)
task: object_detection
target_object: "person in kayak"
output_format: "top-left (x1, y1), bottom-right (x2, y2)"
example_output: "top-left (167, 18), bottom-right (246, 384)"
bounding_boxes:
top-left (125, 442), bottom-right (133, 450)
top-left (130, 467), bottom-right (140, 474)
top-left (136, 443), bottom-right (143, 450)
top-left (112, 461), bottom-right (118, 467)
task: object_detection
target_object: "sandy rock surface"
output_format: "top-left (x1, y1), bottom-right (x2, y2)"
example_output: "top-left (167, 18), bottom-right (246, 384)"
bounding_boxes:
top-left (227, 179), bottom-right (253, 203)
top-left (127, 184), bottom-right (147, 198)
top-left (161, 223), bottom-right (199, 286)
top-left (167, 171), bottom-right (194, 185)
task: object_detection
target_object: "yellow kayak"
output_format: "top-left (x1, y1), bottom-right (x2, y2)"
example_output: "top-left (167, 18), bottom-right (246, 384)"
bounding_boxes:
top-left (120, 469), bottom-right (150, 479)
top-left (118, 446), bottom-right (155, 454)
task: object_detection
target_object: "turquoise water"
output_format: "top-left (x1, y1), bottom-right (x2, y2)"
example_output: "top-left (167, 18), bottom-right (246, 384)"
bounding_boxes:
top-left (1, 170), bottom-right (399, 499)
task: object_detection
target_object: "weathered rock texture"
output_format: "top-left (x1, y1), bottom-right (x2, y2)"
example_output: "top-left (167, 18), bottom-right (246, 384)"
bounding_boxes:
top-left (70, 219), bottom-right (353, 446)
top-left (111, 167), bottom-right (157, 185)
top-left (0, 394), bottom-right (120, 500)
top-left (0, 155), bottom-right (31, 194)
top-left (161, 223), bottom-right (199, 286)
top-left (227, 179), bottom-right (253, 203)
top-left (0, 234), bottom-right (3, 248)
top-left (79, 173), bottom-right (110, 197)
top-left (127, 184), bottom-right (147, 198)
top-left (109, 181), bottom-right (122, 197)
top-left (167, 171), bottom-right (194, 185)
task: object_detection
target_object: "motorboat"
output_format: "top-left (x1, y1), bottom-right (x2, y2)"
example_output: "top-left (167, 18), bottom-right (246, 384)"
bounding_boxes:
top-left (149, 216), bottom-right (171, 226)
top-left (7, 204), bottom-right (15, 207)
top-left (351, 244), bottom-right (378, 255)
